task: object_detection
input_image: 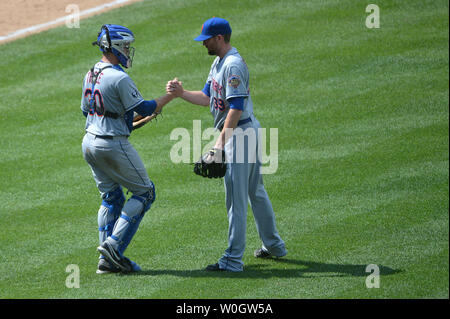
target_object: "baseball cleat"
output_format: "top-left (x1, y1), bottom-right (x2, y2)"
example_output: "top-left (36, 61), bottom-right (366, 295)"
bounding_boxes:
top-left (96, 258), bottom-right (120, 274)
top-left (97, 241), bottom-right (132, 272)
top-left (96, 257), bottom-right (141, 274)
top-left (254, 248), bottom-right (287, 258)
top-left (123, 256), bottom-right (142, 272)
top-left (205, 263), bottom-right (225, 271)
top-left (254, 248), bottom-right (273, 258)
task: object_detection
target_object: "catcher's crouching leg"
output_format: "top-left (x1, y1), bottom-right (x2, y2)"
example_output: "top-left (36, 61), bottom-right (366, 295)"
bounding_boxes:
top-left (98, 187), bottom-right (126, 245)
top-left (109, 181), bottom-right (156, 255)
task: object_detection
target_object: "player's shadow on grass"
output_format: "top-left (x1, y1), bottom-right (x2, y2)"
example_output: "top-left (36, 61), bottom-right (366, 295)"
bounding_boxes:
top-left (244, 258), bottom-right (401, 279)
top-left (132, 258), bottom-right (401, 279)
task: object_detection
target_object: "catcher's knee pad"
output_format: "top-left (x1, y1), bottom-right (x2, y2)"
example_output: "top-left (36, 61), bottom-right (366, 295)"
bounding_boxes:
top-left (128, 180), bottom-right (156, 214)
top-left (118, 190), bottom-right (153, 222)
top-left (134, 182), bottom-right (156, 213)
top-left (102, 187), bottom-right (126, 209)
top-left (143, 180), bottom-right (156, 208)
top-left (98, 187), bottom-right (125, 242)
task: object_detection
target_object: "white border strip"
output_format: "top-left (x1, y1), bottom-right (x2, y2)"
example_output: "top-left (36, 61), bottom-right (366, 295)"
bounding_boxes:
top-left (0, 0), bottom-right (134, 42)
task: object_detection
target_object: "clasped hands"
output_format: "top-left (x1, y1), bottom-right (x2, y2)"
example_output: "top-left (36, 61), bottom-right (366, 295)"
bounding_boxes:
top-left (166, 77), bottom-right (184, 97)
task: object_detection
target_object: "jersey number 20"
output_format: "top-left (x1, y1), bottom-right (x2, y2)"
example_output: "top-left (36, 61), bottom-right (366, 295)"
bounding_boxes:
top-left (84, 88), bottom-right (105, 116)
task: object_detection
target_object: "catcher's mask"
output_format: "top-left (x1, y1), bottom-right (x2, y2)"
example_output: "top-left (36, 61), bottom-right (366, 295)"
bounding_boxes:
top-left (93, 24), bottom-right (135, 68)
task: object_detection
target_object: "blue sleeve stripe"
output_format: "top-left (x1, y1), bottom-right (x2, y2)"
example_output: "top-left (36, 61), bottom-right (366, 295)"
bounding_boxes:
top-left (202, 82), bottom-right (211, 97)
top-left (133, 100), bottom-right (157, 117)
top-left (228, 97), bottom-right (244, 111)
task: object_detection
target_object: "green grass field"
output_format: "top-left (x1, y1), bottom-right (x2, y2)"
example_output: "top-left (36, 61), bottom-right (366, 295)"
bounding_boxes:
top-left (0, 0), bottom-right (448, 299)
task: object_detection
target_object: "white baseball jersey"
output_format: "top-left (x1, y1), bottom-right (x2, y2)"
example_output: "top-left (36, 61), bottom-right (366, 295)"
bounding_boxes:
top-left (205, 47), bottom-right (254, 130)
top-left (81, 61), bottom-right (144, 136)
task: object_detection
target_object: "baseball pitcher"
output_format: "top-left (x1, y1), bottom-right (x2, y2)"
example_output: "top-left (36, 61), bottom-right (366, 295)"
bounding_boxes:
top-left (167, 17), bottom-right (287, 272)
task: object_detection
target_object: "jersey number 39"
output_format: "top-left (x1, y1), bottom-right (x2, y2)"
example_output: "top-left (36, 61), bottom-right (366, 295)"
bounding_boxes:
top-left (213, 97), bottom-right (226, 111)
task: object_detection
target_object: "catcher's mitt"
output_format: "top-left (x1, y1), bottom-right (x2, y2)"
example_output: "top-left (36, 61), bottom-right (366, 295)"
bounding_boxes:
top-left (194, 148), bottom-right (227, 178)
top-left (132, 111), bottom-right (162, 130)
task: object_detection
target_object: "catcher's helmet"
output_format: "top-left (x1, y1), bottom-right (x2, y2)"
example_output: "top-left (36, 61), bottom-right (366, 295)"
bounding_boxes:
top-left (93, 24), bottom-right (135, 68)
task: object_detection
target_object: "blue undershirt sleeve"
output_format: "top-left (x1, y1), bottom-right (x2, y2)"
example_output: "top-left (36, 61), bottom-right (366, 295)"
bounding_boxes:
top-left (227, 97), bottom-right (244, 111)
top-left (133, 99), bottom-right (157, 117)
top-left (202, 82), bottom-right (211, 97)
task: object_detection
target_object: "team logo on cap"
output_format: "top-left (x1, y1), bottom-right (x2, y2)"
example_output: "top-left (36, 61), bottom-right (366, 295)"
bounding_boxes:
top-left (228, 75), bottom-right (240, 88)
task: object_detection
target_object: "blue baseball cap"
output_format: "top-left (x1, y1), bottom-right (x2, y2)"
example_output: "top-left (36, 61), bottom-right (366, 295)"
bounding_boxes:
top-left (194, 17), bottom-right (232, 41)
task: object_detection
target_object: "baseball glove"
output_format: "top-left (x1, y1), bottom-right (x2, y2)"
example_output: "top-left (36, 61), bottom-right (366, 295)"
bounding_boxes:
top-left (194, 148), bottom-right (227, 178)
top-left (132, 111), bottom-right (162, 130)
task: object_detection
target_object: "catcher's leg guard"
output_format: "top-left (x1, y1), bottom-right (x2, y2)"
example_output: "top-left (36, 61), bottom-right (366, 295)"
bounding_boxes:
top-left (108, 182), bottom-right (156, 255)
top-left (98, 187), bottom-right (125, 244)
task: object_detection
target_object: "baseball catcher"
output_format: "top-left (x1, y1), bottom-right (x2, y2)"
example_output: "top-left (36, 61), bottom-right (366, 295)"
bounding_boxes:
top-left (81, 24), bottom-right (174, 274)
